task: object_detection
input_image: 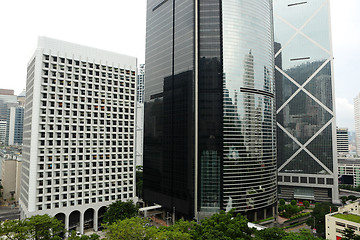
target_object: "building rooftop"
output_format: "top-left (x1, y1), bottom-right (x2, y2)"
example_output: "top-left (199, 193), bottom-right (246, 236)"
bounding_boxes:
top-left (334, 213), bottom-right (360, 224)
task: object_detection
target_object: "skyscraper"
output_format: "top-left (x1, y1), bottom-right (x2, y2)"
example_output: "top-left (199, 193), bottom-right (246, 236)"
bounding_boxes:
top-left (274, 0), bottom-right (339, 203)
top-left (5, 106), bottom-right (24, 145)
top-left (336, 127), bottom-right (349, 156)
top-left (20, 37), bottom-right (137, 233)
top-left (144, 0), bottom-right (277, 221)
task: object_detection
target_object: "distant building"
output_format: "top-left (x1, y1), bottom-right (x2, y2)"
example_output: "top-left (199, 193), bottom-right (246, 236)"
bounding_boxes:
top-left (338, 157), bottom-right (360, 187)
top-left (326, 201), bottom-right (360, 239)
top-left (337, 127), bottom-right (349, 156)
top-left (135, 64), bottom-right (144, 167)
top-left (0, 120), bottom-right (7, 144)
top-left (1, 154), bottom-right (22, 202)
top-left (274, 0), bottom-right (338, 203)
top-left (0, 89), bottom-right (17, 121)
top-left (355, 94), bottom-right (360, 155)
top-left (20, 37), bottom-right (137, 234)
top-left (5, 106), bottom-right (24, 145)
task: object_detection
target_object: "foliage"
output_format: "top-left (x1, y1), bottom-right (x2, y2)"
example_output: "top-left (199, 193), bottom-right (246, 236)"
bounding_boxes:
top-left (348, 195), bottom-right (358, 201)
top-left (306, 202), bottom-right (338, 237)
top-left (290, 200), bottom-right (297, 206)
top-left (286, 212), bottom-right (310, 221)
top-left (341, 196), bottom-right (349, 204)
top-left (136, 166), bottom-right (143, 199)
top-left (303, 200), bottom-right (310, 208)
top-left (254, 227), bottom-right (287, 239)
top-left (282, 229), bottom-right (322, 240)
top-left (0, 214), bottom-right (65, 240)
top-left (279, 199), bottom-right (285, 206)
top-left (278, 204), bottom-right (303, 218)
top-left (68, 231), bottom-right (100, 240)
top-left (104, 217), bottom-right (148, 240)
top-left (339, 184), bottom-right (360, 192)
top-left (103, 199), bottom-right (139, 224)
top-left (343, 228), bottom-right (360, 240)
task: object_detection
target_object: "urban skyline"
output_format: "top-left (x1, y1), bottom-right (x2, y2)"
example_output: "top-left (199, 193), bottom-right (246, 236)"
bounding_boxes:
top-left (0, 0), bottom-right (359, 131)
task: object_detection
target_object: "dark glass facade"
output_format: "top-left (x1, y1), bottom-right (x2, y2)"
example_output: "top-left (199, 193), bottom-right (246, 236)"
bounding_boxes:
top-left (144, 0), bottom-right (277, 219)
top-left (274, 0), bottom-right (338, 203)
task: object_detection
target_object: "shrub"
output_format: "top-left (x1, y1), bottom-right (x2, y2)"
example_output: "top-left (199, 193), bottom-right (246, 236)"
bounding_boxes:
top-left (290, 200), bottom-right (297, 206)
top-left (279, 199), bottom-right (285, 206)
top-left (303, 200), bottom-right (310, 208)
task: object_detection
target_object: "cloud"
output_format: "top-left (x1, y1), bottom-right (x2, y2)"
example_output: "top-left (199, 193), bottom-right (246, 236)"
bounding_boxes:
top-left (336, 97), bottom-right (355, 131)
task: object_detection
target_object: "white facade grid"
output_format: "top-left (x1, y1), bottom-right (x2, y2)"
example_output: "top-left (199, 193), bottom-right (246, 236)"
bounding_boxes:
top-left (20, 37), bottom-right (137, 233)
top-left (337, 127), bottom-right (349, 155)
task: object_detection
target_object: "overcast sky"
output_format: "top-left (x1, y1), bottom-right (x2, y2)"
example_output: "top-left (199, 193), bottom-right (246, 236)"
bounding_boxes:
top-left (0, 0), bottom-right (359, 130)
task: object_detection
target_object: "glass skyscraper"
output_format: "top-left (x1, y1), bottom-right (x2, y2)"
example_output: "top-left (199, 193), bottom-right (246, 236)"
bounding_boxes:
top-left (144, 0), bottom-right (277, 221)
top-left (274, 0), bottom-right (339, 203)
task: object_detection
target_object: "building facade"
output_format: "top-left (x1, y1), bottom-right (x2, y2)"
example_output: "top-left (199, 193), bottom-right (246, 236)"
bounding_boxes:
top-left (144, 0), bottom-right (277, 221)
top-left (326, 201), bottom-right (360, 240)
top-left (338, 157), bottom-right (360, 187)
top-left (5, 106), bottom-right (24, 145)
top-left (1, 154), bottom-right (22, 201)
top-left (20, 37), bottom-right (137, 233)
top-left (274, 0), bottom-right (339, 203)
top-left (136, 64), bottom-right (145, 166)
top-left (355, 94), bottom-right (360, 155)
top-left (0, 89), bottom-right (17, 121)
top-left (337, 127), bottom-right (349, 156)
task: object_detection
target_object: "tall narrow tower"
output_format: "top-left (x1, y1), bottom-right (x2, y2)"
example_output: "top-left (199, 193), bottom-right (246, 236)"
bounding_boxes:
top-left (144, 0), bottom-right (277, 221)
top-left (274, 0), bottom-right (339, 203)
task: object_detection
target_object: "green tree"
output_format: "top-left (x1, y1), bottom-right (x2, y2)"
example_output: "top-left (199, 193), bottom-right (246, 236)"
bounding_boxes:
top-left (103, 199), bottom-right (139, 224)
top-left (306, 202), bottom-right (338, 237)
top-left (343, 228), bottom-right (360, 240)
top-left (0, 219), bottom-right (29, 240)
top-left (348, 195), bottom-right (358, 201)
top-left (283, 229), bottom-right (322, 240)
top-left (279, 199), bottom-right (285, 206)
top-left (341, 196), bottom-right (348, 205)
top-left (25, 214), bottom-right (65, 240)
top-left (104, 217), bottom-right (147, 240)
top-left (68, 231), bottom-right (100, 240)
top-left (254, 227), bottom-right (287, 240)
top-left (303, 200), bottom-right (310, 208)
top-left (290, 200), bottom-right (297, 206)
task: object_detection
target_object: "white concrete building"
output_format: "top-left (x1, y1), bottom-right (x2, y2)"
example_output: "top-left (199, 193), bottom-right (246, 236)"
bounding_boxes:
top-left (135, 64), bottom-right (144, 166)
top-left (1, 154), bottom-right (22, 201)
top-left (326, 201), bottom-right (360, 239)
top-left (0, 120), bottom-right (6, 144)
top-left (20, 37), bottom-right (137, 233)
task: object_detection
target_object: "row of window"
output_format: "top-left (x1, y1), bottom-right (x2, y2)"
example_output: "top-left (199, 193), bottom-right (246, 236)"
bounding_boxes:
top-left (278, 175), bottom-right (334, 185)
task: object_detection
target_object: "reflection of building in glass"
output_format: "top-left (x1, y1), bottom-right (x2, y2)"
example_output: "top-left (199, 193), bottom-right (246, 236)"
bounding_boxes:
top-left (336, 127), bottom-right (349, 156)
top-left (144, 0), bottom-right (277, 221)
top-left (274, 0), bottom-right (338, 203)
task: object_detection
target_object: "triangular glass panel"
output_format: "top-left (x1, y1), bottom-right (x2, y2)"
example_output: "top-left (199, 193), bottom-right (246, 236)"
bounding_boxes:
top-left (275, 69), bottom-right (299, 110)
top-left (306, 123), bottom-right (334, 172)
top-left (280, 149), bottom-right (330, 175)
top-left (276, 125), bottom-right (301, 167)
top-left (277, 90), bottom-right (332, 144)
top-left (301, 3), bottom-right (331, 51)
top-left (274, 17), bottom-right (297, 55)
top-left (274, 0), bottom-right (327, 29)
top-left (304, 61), bottom-right (333, 111)
top-left (277, 33), bottom-right (329, 85)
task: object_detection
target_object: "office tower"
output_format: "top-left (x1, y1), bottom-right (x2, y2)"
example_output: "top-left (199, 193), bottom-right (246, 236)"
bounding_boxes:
top-left (0, 120), bottom-right (6, 144)
top-left (0, 89), bottom-right (17, 121)
top-left (144, 0), bottom-right (277, 221)
top-left (274, 0), bottom-right (339, 203)
top-left (20, 37), bottom-right (137, 233)
top-left (136, 64), bottom-right (145, 167)
top-left (355, 94), bottom-right (360, 155)
top-left (337, 127), bottom-right (349, 156)
top-left (5, 106), bottom-right (24, 145)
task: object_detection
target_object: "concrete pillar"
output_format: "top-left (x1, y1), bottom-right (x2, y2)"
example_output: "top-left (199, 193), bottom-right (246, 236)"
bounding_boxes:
top-left (93, 209), bottom-right (98, 232)
top-left (264, 208), bottom-right (266, 220)
top-left (65, 213), bottom-right (69, 238)
top-left (80, 211), bottom-right (84, 234)
top-left (254, 211), bottom-right (257, 222)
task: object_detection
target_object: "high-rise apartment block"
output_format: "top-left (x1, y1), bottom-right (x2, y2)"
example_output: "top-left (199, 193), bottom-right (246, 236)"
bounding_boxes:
top-left (337, 127), bottom-right (349, 156)
top-left (274, 0), bottom-right (338, 203)
top-left (0, 89), bottom-right (17, 121)
top-left (20, 37), bottom-right (137, 233)
top-left (144, 0), bottom-right (277, 221)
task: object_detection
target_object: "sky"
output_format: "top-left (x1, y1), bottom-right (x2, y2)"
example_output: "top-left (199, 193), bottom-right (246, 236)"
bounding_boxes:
top-left (0, 0), bottom-right (359, 130)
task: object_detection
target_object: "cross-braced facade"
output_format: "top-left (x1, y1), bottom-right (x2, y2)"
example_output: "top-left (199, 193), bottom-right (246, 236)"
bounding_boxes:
top-left (274, 0), bottom-right (338, 203)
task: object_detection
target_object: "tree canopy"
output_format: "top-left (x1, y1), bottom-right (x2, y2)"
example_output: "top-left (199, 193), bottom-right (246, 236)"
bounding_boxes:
top-left (103, 199), bottom-right (139, 224)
